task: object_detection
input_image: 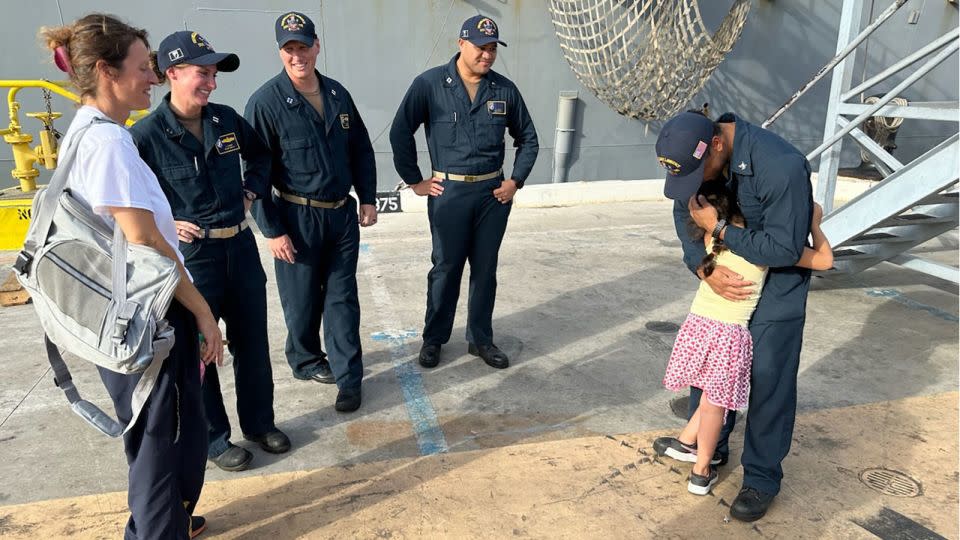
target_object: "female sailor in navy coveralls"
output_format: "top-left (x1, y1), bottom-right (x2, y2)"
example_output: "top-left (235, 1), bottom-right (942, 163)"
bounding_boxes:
top-left (131, 30), bottom-right (289, 473)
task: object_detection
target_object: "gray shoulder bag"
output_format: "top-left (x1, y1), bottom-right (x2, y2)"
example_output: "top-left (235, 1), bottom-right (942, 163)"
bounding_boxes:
top-left (14, 117), bottom-right (180, 437)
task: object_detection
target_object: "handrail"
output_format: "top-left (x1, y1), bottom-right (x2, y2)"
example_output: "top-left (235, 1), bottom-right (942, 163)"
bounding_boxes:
top-left (1, 78), bottom-right (150, 192)
top-left (1, 79), bottom-right (81, 108)
top-left (1, 79), bottom-right (144, 127)
top-left (762, 0), bottom-right (909, 128)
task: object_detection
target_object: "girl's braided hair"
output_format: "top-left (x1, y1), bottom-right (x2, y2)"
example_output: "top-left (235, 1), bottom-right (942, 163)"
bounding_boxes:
top-left (689, 181), bottom-right (745, 277)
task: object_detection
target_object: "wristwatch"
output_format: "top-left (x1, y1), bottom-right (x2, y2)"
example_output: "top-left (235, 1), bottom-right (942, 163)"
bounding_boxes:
top-left (243, 189), bottom-right (258, 201)
top-left (711, 218), bottom-right (727, 240)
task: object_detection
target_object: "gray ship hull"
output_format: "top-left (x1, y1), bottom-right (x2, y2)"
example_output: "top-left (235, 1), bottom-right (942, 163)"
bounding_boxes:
top-left (1, 0), bottom-right (957, 189)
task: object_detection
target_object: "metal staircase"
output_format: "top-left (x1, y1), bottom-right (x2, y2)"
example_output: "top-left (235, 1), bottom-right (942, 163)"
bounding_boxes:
top-left (765, 0), bottom-right (959, 283)
top-left (822, 135), bottom-right (958, 280)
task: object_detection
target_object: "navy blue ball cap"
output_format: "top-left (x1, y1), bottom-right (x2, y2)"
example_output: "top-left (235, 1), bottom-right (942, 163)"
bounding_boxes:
top-left (656, 111), bottom-right (715, 201)
top-left (459, 15), bottom-right (507, 47)
top-left (276, 11), bottom-right (317, 47)
top-left (157, 31), bottom-right (239, 73)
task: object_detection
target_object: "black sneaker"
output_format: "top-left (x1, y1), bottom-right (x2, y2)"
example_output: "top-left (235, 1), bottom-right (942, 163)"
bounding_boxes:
top-left (652, 437), bottom-right (723, 465)
top-left (687, 466), bottom-right (718, 495)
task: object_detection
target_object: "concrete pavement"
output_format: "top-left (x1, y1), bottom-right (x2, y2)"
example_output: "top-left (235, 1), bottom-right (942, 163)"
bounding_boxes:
top-left (0, 199), bottom-right (956, 538)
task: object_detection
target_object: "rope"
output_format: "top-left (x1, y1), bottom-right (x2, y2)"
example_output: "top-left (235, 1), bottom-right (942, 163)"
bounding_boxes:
top-left (548, 0), bottom-right (750, 120)
top-left (860, 95), bottom-right (909, 164)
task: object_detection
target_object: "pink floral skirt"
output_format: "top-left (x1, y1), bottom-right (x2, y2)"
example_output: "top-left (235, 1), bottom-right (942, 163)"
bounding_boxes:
top-left (663, 313), bottom-right (753, 412)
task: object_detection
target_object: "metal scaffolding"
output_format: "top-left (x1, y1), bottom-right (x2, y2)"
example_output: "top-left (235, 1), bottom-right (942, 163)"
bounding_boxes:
top-left (780, 0), bottom-right (959, 283)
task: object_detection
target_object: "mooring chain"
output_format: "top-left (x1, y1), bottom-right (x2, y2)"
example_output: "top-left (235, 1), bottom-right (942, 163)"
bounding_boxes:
top-left (41, 86), bottom-right (62, 140)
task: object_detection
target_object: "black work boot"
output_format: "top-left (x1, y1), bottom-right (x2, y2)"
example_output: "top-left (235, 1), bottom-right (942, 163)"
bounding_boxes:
top-left (467, 343), bottom-right (509, 369)
top-left (418, 343), bottom-right (441, 368)
top-left (335, 387), bottom-right (362, 412)
top-left (244, 429), bottom-right (292, 454)
top-left (210, 444), bottom-right (253, 472)
top-left (730, 487), bottom-right (775, 522)
top-left (309, 354), bottom-right (335, 384)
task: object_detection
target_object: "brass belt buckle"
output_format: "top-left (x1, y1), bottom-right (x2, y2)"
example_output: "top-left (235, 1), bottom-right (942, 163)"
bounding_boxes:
top-left (464, 174), bottom-right (477, 182)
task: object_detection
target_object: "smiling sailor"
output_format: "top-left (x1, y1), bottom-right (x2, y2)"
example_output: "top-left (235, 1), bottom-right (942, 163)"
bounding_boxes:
top-left (244, 11), bottom-right (378, 414)
top-left (130, 30), bottom-right (290, 473)
top-left (390, 15), bottom-right (539, 371)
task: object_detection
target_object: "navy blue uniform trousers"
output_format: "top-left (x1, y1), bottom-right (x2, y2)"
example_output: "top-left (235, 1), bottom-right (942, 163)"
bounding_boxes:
top-left (181, 228), bottom-right (275, 458)
top-left (276, 197), bottom-right (363, 389)
top-left (423, 177), bottom-right (511, 346)
top-left (97, 301), bottom-right (207, 540)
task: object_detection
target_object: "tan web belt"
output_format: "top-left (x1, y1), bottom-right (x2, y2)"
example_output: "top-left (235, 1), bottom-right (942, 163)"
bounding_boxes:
top-left (276, 189), bottom-right (348, 209)
top-left (432, 169), bottom-right (502, 182)
top-left (202, 220), bottom-right (249, 239)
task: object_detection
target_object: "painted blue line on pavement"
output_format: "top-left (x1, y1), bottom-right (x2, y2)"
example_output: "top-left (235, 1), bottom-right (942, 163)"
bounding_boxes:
top-left (371, 330), bottom-right (419, 341)
top-left (867, 289), bottom-right (959, 322)
top-left (393, 354), bottom-right (448, 455)
top-left (374, 331), bottom-right (448, 455)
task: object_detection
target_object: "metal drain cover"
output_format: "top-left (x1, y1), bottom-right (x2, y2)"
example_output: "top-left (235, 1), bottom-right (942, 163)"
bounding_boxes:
top-left (859, 468), bottom-right (923, 497)
top-left (646, 321), bottom-right (680, 333)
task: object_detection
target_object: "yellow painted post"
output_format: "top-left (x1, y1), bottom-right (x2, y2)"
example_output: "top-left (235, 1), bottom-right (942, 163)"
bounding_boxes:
top-left (27, 111), bottom-right (63, 169)
top-left (1, 81), bottom-right (76, 192)
top-left (6, 134), bottom-right (38, 192)
top-left (3, 95), bottom-right (37, 191)
top-left (0, 80), bottom-right (145, 248)
top-left (0, 80), bottom-right (76, 248)
top-left (35, 128), bottom-right (59, 168)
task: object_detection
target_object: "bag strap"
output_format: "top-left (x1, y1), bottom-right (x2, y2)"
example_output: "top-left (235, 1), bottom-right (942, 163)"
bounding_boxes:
top-left (112, 223), bottom-right (128, 305)
top-left (18, 114), bottom-right (130, 307)
top-left (45, 334), bottom-right (168, 438)
top-left (18, 117), bottom-right (116, 272)
top-left (26, 115), bottom-right (166, 438)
